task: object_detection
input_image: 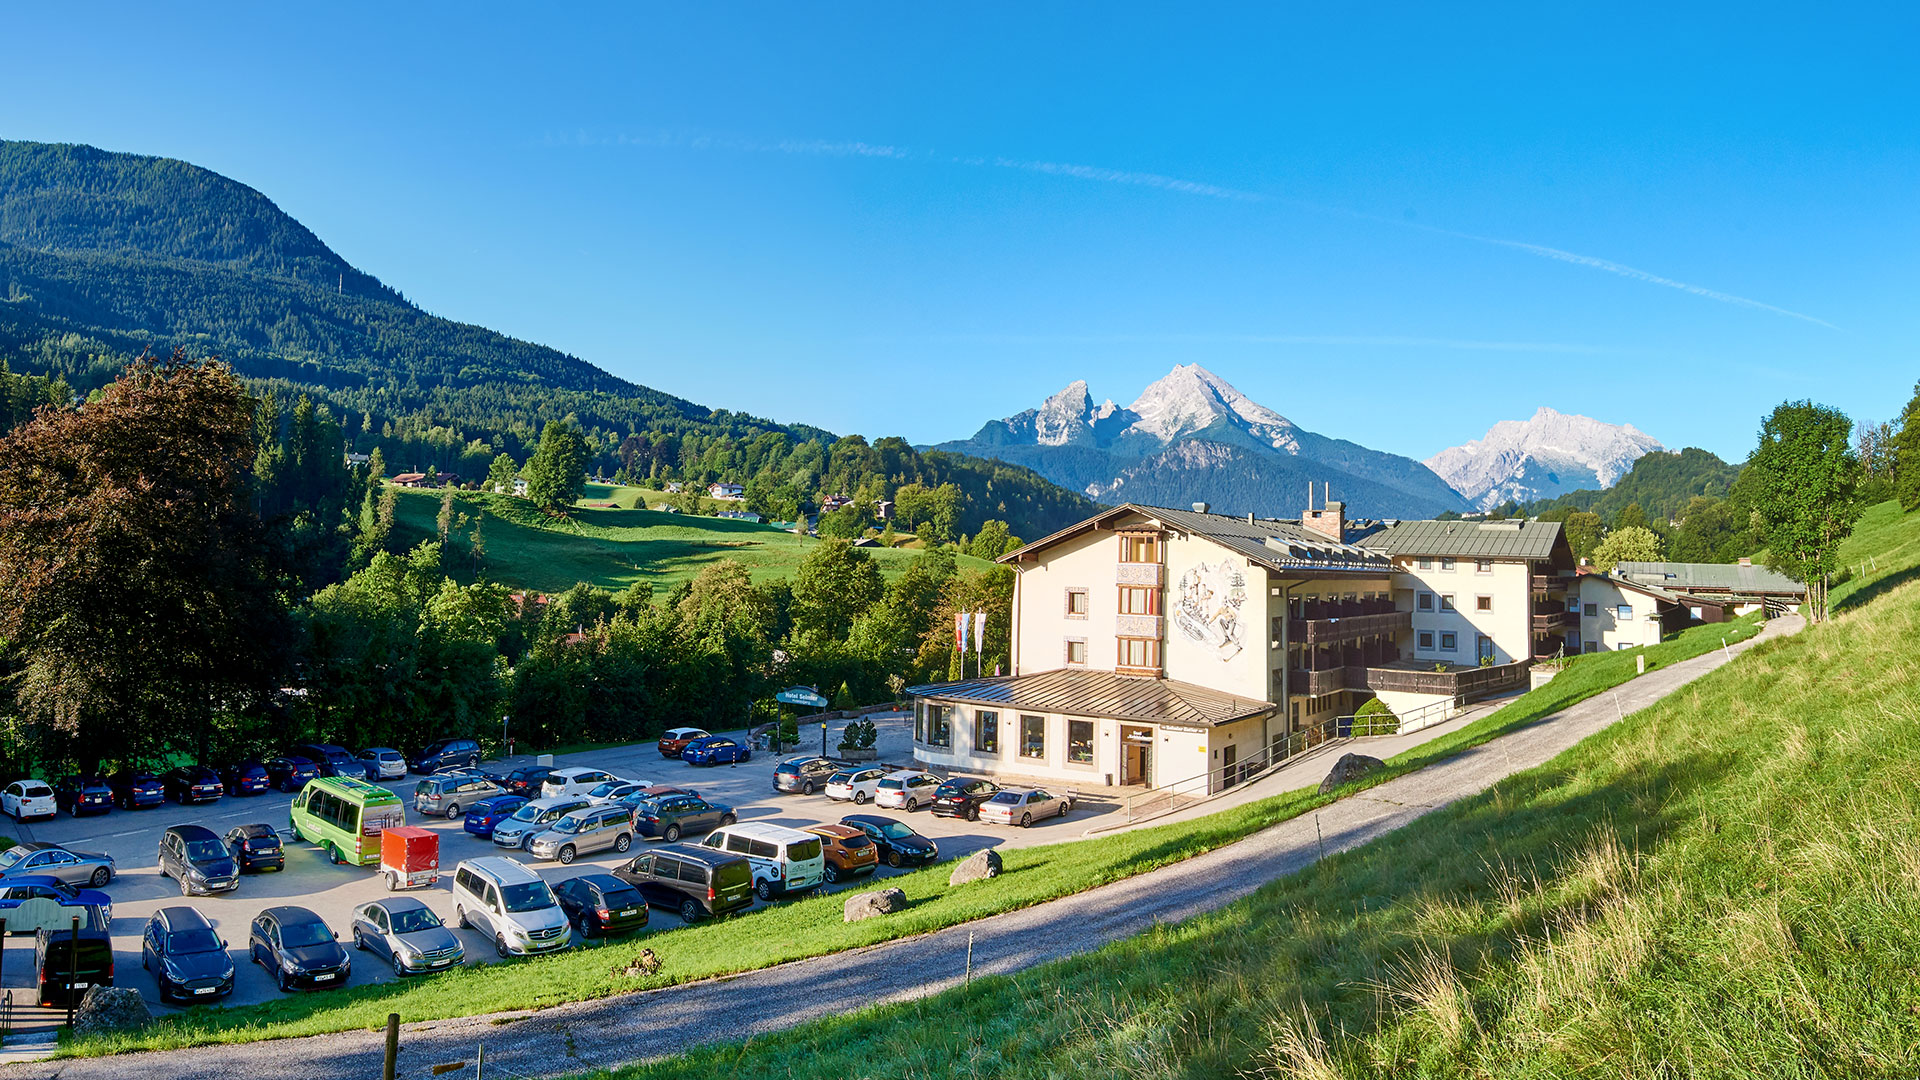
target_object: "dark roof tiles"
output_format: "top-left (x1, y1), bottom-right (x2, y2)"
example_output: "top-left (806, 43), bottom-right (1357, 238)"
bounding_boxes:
top-left (907, 668), bottom-right (1274, 727)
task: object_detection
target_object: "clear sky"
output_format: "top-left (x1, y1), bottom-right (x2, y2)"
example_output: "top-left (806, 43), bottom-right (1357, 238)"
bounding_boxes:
top-left (6, 4), bottom-right (1915, 462)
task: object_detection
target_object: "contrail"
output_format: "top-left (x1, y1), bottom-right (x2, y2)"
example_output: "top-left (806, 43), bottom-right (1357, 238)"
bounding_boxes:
top-left (875, 332), bottom-right (1614, 354)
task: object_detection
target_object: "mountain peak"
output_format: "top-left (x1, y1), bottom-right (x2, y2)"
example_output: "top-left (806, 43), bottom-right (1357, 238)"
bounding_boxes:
top-left (1426, 407), bottom-right (1666, 509)
top-left (1125, 363), bottom-right (1299, 449)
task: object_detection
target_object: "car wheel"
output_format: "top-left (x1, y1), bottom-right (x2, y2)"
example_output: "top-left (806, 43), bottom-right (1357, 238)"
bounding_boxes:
top-left (179, 875), bottom-right (192, 896)
top-left (823, 863), bottom-right (840, 884)
top-left (558, 845), bottom-right (576, 865)
top-left (663, 824), bottom-right (681, 842)
top-left (277, 967), bottom-right (291, 993)
top-left (679, 899), bottom-right (702, 922)
top-left (352, 929), bottom-right (366, 951)
top-left (1020, 812), bottom-right (1033, 828)
top-left (1059, 803), bottom-right (1069, 819)
top-left (455, 905), bottom-right (468, 929)
top-left (493, 933), bottom-right (509, 959)
top-left (392, 953), bottom-right (407, 977)
top-left (886, 851), bottom-right (902, 868)
top-left (445, 805), bottom-right (461, 820)
top-left (613, 834), bottom-right (631, 853)
top-left (801, 781), bottom-right (814, 795)
top-left (90, 867), bottom-right (111, 887)
top-left (327, 843), bottom-right (344, 865)
top-left (755, 880), bottom-right (774, 901)
top-left (719, 813), bottom-right (736, 826)
top-left (386, 871), bottom-right (400, 891)
top-left (967, 806), bottom-right (980, 822)
top-left (853, 791), bottom-right (868, 805)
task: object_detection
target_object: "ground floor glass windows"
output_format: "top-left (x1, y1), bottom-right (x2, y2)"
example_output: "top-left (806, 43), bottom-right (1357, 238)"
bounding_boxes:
top-left (1020, 715), bottom-right (1046, 759)
top-left (1067, 720), bottom-right (1094, 764)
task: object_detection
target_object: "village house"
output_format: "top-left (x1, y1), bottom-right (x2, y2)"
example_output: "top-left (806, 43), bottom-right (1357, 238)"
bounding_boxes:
top-left (708, 482), bottom-right (745, 501)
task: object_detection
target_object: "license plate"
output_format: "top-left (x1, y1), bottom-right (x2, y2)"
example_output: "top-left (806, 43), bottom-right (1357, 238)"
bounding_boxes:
top-left (620, 908), bottom-right (638, 917)
top-left (72, 982), bottom-right (90, 989)
top-left (314, 972), bottom-right (337, 981)
top-left (194, 986), bottom-right (217, 995)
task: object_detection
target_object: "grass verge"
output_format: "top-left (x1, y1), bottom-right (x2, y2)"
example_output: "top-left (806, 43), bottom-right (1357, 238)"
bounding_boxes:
top-left (61, 617), bottom-right (1759, 1057)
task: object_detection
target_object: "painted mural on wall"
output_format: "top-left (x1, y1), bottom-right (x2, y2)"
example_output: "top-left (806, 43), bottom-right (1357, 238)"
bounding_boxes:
top-left (1174, 559), bottom-right (1247, 661)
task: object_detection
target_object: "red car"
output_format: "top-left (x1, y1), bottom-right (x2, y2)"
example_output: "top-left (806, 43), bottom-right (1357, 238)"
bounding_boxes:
top-left (656, 727), bottom-right (710, 758)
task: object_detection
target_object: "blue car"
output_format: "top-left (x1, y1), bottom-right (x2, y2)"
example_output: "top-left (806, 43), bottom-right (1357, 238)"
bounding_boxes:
top-left (0, 875), bottom-right (113, 933)
top-left (463, 794), bottom-right (528, 838)
top-left (681, 736), bottom-right (752, 767)
top-left (264, 756), bottom-right (319, 793)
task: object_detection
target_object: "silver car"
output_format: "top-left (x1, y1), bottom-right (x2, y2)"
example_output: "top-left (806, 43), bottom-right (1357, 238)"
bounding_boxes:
top-left (0, 842), bottom-right (116, 888)
top-left (491, 797), bottom-right (591, 850)
top-left (349, 897), bottom-right (464, 976)
top-left (979, 787), bottom-right (1077, 827)
top-left (527, 804), bottom-right (635, 864)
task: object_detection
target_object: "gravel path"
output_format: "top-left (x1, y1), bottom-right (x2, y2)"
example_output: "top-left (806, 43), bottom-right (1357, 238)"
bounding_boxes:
top-left (11, 616), bottom-right (1798, 1079)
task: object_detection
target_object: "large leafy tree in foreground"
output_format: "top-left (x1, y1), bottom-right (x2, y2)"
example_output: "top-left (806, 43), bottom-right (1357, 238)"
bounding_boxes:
top-left (0, 351), bottom-right (288, 767)
top-left (1738, 401), bottom-right (1861, 622)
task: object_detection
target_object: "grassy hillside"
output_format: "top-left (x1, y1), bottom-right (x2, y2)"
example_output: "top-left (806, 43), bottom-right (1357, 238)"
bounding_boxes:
top-left (390, 486), bottom-right (991, 592)
top-left (596, 502), bottom-right (1920, 1079)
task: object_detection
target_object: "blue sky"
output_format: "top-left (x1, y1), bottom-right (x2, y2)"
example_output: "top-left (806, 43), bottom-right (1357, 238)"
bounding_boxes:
top-left (7, 5), bottom-right (1916, 462)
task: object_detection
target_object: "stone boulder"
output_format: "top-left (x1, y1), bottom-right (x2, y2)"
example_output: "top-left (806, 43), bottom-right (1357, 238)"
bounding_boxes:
top-left (843, 887), bottom-right (908, 922)
top-left (947, 848), bottom-right (1003, 887)
top-left (72, 986), bottom-right (151, 1037)
top-left (1317, 753), bottom-right (1385, 796)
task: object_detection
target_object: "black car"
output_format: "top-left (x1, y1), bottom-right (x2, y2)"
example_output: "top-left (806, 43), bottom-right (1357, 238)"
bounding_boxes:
top-left (613, 843), bottom-right (755, 922)
top-left (35, 923), bottom-right (113, 1006)
top-left (225, 824), bottom-right (285, 872)
top-left (772, 756), bottom-right (847, 796)
top-left (291, 743), bottom-right (372, 781)
top-left (409, 737), bottom-right (482, 776)
top-left (249, 905), bottom-right (349, 992)
top-left (55, 775), bottom-right (114, 817)
top-left (553, 872), bottom-right (650, 938)
top-left (143, 906), bottom-right (235, 1002)
top-left (163, 766), bottom-right (225, 805)
top-left (221, 761), bottom-right (272, 796)
top-left (841, 814), bottom-right (940, 868)
top-left (498, 766), bottom-right (555, 799)
top-left (264, 756), bottom-right (320, 793)
top-left (158, 824), bottom-right (240, 896)
top-left (930, 777), bottom-right (1002, 821)
top-left (109, 770), bottom-right (165, 810)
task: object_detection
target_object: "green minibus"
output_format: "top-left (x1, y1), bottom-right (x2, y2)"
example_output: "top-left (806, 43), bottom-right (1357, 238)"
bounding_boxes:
top-left (289, 776), bottom-right (407, 866)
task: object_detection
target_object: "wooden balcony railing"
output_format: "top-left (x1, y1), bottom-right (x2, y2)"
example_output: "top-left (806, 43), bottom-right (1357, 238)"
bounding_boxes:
top-left (1280, 609), bottom-right (1413, 645)
top-left (1346, 659), bottom-right (1531, 699)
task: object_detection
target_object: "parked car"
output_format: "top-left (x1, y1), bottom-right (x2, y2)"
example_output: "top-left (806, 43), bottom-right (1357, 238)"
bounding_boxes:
top-left (0, 877), bottom-right (113, 934)
top-left (824, 767), bottom-right (887, 804)
top-left (109, 769), bottom-right (166, 810)
top-left (450, 857), bottom-right (573, 957)
top-left (249, 906), bottom-right (350, 991)
top-left (157, 824), bottom-right (240, 896)
top-left (527, 803), bottom-right (635, 864)
top-left (220, 762), bottom-right (271, 796)
top-left (413, 772), bottom-right (505, 819)
top-left (350, 896), bottom-right (464, 975)
top-left (802, 823), bottom-right (880, 884)
top-left (408, 737), bottom-right (482, 776)
top-left (357, 747), bottom-right (408, 780)
top-left (463, 794), bottom-right (528, 838)
top-left (490, 796), bottom-right (591, 850)
top-left (657, 727), bottom-right (711, 758)
top-left (2, 779), bottom-right (57, 821)
top-left (631, 793), bottom-right (735, 842)
top-left (263, 756), bottom-right (320, 793)
top-left (699, 822), bottom-right (826, 900)
top-left (979, 787), bottom-right (1077, 827)
top-left (613, 843), bottom-right (754, 922)
top-left (54, 775), bottom-right (114, 817)
top-left (496, 766), bottom-right (555, 799)
top-left (681, 736), bottom-right (751, 767)
top-left (930, 777), bottom-right (1002, 821)
top-left (841, 814), bottom-right (940, 868)
top-left (874, 770), bottom-right (942, 812)
top-left (554, 872), bottom-right (650, 938)
top-left (292, 743), bottom-right (372, 781)
top-left (773, 756), bottom-right (846, 795)
top-left (0, 841), bottom-right (117, 887)
top-left (225, 824), bottom-right (285, 872)
top-left (142, 906), bottom-right (234, 1002)
top-left (585, 778), bottom-right (651, 804)
top-left (541, 767), bottom-right (622, 799)
top-left (162, 765), bottom-right (226, 805)
top-left (35, 923), bottom-right (113, 1006)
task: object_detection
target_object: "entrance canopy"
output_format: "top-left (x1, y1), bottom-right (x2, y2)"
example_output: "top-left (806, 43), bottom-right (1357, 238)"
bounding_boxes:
top-left (907, 668), bottom-right (1273, 728)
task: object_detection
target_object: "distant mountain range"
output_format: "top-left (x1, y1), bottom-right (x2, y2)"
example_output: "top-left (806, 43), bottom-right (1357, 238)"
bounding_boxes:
top-left (1425, 407), bottom-right (1667, 510)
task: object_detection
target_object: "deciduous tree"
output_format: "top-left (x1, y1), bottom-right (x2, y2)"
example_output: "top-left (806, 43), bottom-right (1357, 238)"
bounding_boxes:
top-left (1740, 400), bottom-right (1861, 621)
top-left (1591, 525), bottom-right (1664, 572)
top-left (523, 419), bottom-right (589, 514)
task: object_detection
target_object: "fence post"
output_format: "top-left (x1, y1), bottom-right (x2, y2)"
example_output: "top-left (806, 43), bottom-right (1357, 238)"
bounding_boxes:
top-left (965, 931), bottom-right (973, 988)
top-left (383, 1012), bottom-right (400, 1080)
top-left (67, 915), bottom-right (79, 1027)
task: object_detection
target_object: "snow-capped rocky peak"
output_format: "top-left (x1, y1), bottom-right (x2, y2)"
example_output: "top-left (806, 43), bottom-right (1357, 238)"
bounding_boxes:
top-left (1032, 380), bottom-right (1095, 446)
top-left (1125, 363), bottom-right (1302, 453)
top-left (1425, 406), bottom-right (1666, 508)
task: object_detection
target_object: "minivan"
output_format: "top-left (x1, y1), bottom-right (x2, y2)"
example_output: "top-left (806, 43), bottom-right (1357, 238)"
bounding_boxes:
top-left (699, 822), bottom-right (825, 900)
top-left (158, 824), bottom-right (240, 896)
top-left (527, 803), bottom-right (634, 864)
top-left (413, 772), bottom-right (504, 819)
top-left (410, 738), bottom-right (482, 776)
top-left (613, 843), bottom-right (753, 922)
top-left (36, 923), bottom-right (113, 1005)
top-left (450, 857), bottom-right (573, 957)
top-left (143, 906), bottom-right (234, 1002)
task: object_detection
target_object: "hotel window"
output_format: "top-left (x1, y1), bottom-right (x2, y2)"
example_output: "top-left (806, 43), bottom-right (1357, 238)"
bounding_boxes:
top-left (1617, 604), bottom-right (1633, 619)
top-left (1067, 720), bottom-right (1094, 764)
top-left (1418, 631), bottom-right (1435, 650)
top-left (916, 703), bottom-right (951, 747)
top-left (1117, 637), bottom-right (1160, 670)
top-left (975, 710), bottom-right (999, 755)
top-left (1417, 592), bottom-right (1434, 612)
top-left (1020, 715), bottom-right (1046, 759)
top-left (1584, 603), bottom-right (1598, 617)
top-left (1440, 557), bottom-right (1456, 571)
top-left (1476, 634), bottom-right (1493, 662)
top-left (1417, 557), bottom-right (1433, 570)
top-left (1476, 559), bottom-right (1494, 574)
top-left (1118, 586), bottom-right (1158, 615)
top-left (1440, 632), bottom-right (1458, 652)
top-left (1065, 588), bottom-right (1089, 617)
top-left (1440, 594), bottom-right (1456, 612)
top-left (1065, 638), bottom-right (1088, 666)
top-left (1476, 595), bottom-right (1493, 612)
top-left (1119, 535), bottom-right (1161, 563)
top-left (1584, 642), bottom-right (1598, 654)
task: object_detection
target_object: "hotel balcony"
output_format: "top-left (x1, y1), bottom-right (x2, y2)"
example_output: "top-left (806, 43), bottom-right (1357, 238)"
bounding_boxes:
top-left (1345, 658), bottom-right (1532, 699)
top-left (1531, 602), bottom-right (1574, 631)
top-left (1278, 609), bottom-right (1413, 646)
top-left (1284, 667), bottom-right (1349, 697)
top-left (1115, 562), bottom-right (1165, 586)
top-left (1532, 574), bottom-right (1573, 594)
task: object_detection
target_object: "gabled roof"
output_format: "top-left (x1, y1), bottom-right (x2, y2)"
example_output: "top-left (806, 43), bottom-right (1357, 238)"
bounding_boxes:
top-left (998, 503), bottom-right (1391, 576)
top-left (1615, 561), bottom-right (1805, 595)
top-left (907, 668), bottom-right (1274, 727)
top-left (1358, 518), bottom-right (1566, 561)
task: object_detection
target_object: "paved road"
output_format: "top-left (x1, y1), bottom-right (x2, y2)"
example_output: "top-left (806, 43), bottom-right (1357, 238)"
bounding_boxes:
top-left (7, 616), bottom-right (1798, 1078)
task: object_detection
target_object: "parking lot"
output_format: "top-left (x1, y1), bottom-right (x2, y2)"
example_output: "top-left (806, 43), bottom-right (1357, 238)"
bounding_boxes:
top-left (0, 712), bottom-right (1120, 1017)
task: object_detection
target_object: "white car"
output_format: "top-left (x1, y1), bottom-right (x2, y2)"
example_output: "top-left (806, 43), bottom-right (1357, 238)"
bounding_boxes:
top-left (357, 748), bottom-right (408, 780)
top-left (2, 780), bottom-right (57, 822)
top-left (541, 767), bottom-right (622, 800)
top-left (584, 779), bottom-right (651, 804)
top-left (874, 770), bottom-right (942, 812)
top-left (823, 767), bottom-right (887, 805)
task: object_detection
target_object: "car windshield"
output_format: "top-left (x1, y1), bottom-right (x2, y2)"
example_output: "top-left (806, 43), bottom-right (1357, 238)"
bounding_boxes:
top-left (0, 849), bottom-right (23, 870)
top-left (827, 771), bottom-right (853, 784)
top-left (22, 785), bottom-right (50, 797)
top-left (279, 921), bottom-right (332, 948)
top-left (841, 834), bottom-right (871, 849)
top-left (508, 803), bottom-right (544, 822)
top-left (985, 792), bottom-right (1021, 806)
top-left (588, 782), bottom-right (624, 798)
top-left (599, 886), bottom-right (643, 909)
top-left (879, 779), bottom-right (903, 790)
top-left (414, 781), bottom-right (436, 795)
top-left (879, 822), bottom-right (915, 840)
top-left (168, 929), bottom-right (222, 954)
top-left (501, 881), bottom-right (555, 913)
top-left (389, 907), bottom-right (441, 933)
top-left (550, 816), bottom-right (582, 833)
top-left (185, 840), bottom-right (227, 861)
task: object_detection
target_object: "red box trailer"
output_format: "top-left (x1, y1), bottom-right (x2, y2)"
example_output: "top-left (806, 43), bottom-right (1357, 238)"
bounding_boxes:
top-left (380, 826), bottom-right (440, 890)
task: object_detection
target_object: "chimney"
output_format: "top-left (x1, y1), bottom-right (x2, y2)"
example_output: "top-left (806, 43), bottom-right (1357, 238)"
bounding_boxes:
top-left (1302, 499), bottom-right (1346, 542)
top-left (1737, 556), bottom-right (1752, 567)
top-left (1192, 502), bottom-right (1210, 514)
top-left (1247, 512), bottom-right (1256, 524)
